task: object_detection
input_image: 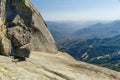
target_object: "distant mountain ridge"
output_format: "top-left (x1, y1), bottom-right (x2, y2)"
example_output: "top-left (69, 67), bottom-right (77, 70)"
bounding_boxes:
top-left (72, 20), bottom-right (120, 39)
top-left (46, 21), bottom-right (101, 44)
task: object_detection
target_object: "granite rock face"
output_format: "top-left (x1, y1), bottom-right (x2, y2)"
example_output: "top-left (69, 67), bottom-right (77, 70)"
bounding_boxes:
top-left (0, 0), bottom-right (57, 57)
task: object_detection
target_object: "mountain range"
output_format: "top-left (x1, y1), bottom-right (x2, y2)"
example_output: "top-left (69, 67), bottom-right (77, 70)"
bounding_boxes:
top-left (47, 20), bottom-right (120, 71)
top-left (60, 34), bottom-right (120, 71)
top-left (47, 20), bottom-right (120, 44)
top-left (46, 21), bottom-right (99, 43)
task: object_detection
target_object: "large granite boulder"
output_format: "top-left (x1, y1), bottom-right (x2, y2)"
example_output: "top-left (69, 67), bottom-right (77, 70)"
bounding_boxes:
top-left (7, 25), bottom-right (31, 57)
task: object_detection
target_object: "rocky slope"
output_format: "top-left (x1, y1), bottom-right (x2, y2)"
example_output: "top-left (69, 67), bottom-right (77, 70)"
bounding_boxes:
top-left (0, 51), bottom-right (120, 80)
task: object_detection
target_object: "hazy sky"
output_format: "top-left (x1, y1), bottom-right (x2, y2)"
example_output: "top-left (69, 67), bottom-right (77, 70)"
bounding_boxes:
top-left (30, 0), bottom-right (120, 21)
